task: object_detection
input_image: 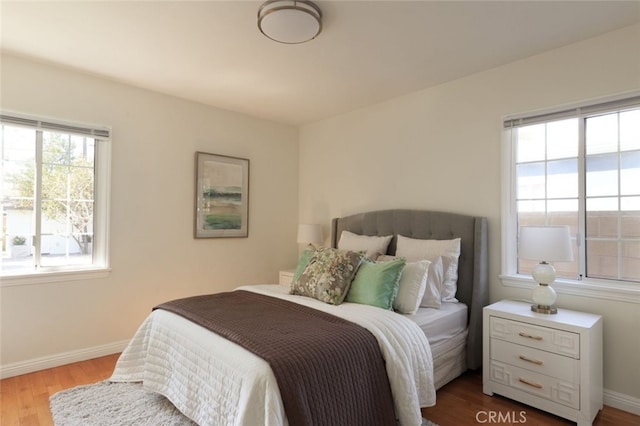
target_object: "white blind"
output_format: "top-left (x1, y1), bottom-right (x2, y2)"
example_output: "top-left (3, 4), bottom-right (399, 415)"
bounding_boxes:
top-left (0, 112), bottom-right (110, 140)
top-left (504, 94), bottom-right (640, 129)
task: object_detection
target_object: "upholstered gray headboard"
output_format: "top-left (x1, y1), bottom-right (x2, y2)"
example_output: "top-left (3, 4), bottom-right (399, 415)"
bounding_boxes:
top-left (331, 209), bottom-right (488, 370)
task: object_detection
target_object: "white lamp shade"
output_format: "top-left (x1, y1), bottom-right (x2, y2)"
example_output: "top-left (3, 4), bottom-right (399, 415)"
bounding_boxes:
top-left (297, 224), bottom-right (323, 244)
top-left (519, 226), bottom-right (574, 262)
top-left (258, 0), bottom-right (322, 44)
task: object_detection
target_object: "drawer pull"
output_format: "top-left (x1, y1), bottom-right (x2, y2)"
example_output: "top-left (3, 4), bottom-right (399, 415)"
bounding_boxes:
top-left (519, 355), bottom-right (543, 365)
top-left (518, 331), bottom-right (543, 341)
top-left (518, 377), bottom-right (543, 389)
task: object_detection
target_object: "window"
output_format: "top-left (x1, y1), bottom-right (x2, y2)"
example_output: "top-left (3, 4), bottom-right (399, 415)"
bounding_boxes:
top-left (1, 113), bottom-right (111, 283)
top-left (503, 95), bottom-right (640, 298)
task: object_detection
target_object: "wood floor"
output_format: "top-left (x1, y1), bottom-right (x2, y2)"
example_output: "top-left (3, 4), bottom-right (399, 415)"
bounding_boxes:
top-left (1, 353), bottom-right (638, 426)
top-left (422, 371), bottom-right (639, 426)
top-left (0, 354), bottom-right (120, 426)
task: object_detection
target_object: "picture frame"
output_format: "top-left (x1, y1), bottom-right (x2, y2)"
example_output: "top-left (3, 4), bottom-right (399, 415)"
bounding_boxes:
top-left (194, 152), bottom-right (249, 238)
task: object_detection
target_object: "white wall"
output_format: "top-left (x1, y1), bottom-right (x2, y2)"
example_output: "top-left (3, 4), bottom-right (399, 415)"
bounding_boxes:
top-left (0, 54), bottom-right (299, 368)
top-left (299, 24), bottom-right (640, 407)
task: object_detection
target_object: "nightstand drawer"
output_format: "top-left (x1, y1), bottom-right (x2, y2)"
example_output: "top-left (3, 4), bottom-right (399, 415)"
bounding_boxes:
top-left (491, 339), bottom-right (578, 383)
top-left (490, 317), bottom-right (580, 358)
top-left (489, 360), bottom-right (579, 409)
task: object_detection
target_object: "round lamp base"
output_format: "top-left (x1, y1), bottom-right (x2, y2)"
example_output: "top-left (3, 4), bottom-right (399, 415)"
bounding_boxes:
top-left (531, 304), bottom-right (558, 314)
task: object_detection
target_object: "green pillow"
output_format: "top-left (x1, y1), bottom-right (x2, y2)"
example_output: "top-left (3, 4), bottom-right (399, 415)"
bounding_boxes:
top-left (346, 258), bottom-right (406, 310)
top-left (292, 246), bottom-right (316, 284)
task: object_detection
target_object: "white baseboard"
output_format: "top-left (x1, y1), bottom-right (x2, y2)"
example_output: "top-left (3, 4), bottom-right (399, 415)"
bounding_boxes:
top-left (604, 388), bottom-right (640, 416)
top-left (0, 340), bottom-right (129, 380)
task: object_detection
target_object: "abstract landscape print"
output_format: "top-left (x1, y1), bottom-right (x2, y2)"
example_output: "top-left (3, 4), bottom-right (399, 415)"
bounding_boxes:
top-left (194, 152), bottom-right (249, 238)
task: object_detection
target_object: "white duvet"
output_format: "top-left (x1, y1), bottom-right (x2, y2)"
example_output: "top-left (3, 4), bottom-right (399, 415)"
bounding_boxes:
top-left (110, 284), bottom-right (435, 426)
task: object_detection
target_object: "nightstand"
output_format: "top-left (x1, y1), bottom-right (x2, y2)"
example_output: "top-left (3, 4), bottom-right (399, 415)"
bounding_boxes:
top-left (483, 300), bottom-right (603, 426)
top-left (279, 269), bottom-right (295, 286)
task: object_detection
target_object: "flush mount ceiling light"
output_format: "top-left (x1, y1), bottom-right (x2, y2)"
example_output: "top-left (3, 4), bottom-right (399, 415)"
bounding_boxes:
top-left (258, 0), bottom-right (322, 44)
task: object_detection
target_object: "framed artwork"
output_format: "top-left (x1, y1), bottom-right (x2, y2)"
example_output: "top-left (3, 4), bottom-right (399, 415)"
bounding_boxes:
top-left (194, 152), bottom-right (249, 238)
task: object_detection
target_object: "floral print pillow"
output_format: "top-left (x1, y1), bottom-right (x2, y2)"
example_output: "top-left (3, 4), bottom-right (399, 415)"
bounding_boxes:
top-left (290, 247), bottom-right (363, 305)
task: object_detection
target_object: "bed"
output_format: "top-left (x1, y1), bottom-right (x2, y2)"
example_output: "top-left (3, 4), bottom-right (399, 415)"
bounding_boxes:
top-left (111, 209), bottom-right (488, 426)
top-left (331, 209), bottom-right (489, 376)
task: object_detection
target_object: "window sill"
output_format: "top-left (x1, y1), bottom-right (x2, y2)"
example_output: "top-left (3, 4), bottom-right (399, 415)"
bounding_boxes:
top-left (500, 274), bottom-right (640, 304)
top-left (1, 268), bottom-right (111, 287)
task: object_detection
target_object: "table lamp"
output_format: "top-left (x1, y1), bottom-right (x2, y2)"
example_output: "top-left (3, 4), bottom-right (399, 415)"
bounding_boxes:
top-left (297, 224), bottom-right (323, 248)
top-left (518, 225), bottom-right (574, 314)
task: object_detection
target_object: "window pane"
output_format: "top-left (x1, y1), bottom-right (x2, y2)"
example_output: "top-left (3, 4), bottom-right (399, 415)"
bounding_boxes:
top-left (587, 208), bottom-right (618, 238)
top-left (587, 197), bottom-right (618, 212)
top-left (2, 126), bottom-right (35, 162)
top-left (547, 159), bottom-right (578, 198)
top-left (621, 204), bottom-right (640, 239)
top-left (620, 109), bottom-right (640, 151)
top-left (517, 224), bottom-right (541, 275)
top-left (3, 208), bottom-right (35, 273)
top-left (2, 126), bottom-right (35, 200)
top-left (587, 240), bottom-right (619, 280)
top-left (43, 132), bottom-right (72, 166)
top-left (586, 113), bottom-right (618, 155)
top-left (69, 165), bottom-right (95, 201)
top-left (516, 201), bottom-right (545, 274)
top-left (621, 196), bottom-right (640, 212)
top-left (69, 200), bottom-right (94, 239)
top-left (40, 168), bottom-right (94, 268)
top-left (620, 197), bottom-right (640, 239)
top-left (554, 249), bottom-right (579, 280)
top-left (547, 118), bottom-right (578, 159)
top-left (2, 125), bottom-right (36, 274)
top-left (517, 162), bottom-right (545, 199)
top-left (41, 164), bottom-right (68, 202)
top-left (548, 202), bottom-right (579, 278)
top-left (39, 235), bottom-right (92, 268)
top-left (40, 199), bottom-right (68, 258)
top-left (517, 200), bottom-right (546, 218)
top-left (548, 198), bottom-right (578, 213)
top-left (622, 241), bottom-right (640, 281)
top-left (70, 136), bottom-right (95, 163)
top-left (517, 124), bottom-right (545, 162)
top-left (586, 154), bottom-right (618, 197)
top-left (620, 151), bottom-right (640, 196)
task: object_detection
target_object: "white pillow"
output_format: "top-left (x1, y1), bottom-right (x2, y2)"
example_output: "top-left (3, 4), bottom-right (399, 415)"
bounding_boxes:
top-left (338, 230), bottom-right (393, 259)
top-left (378, 255), bottom-right (443, 312)
top-left (420, 256), bottom-right (443, 309)
top-left (393, 260), bottom-right (430, 314)
top-left (396, 235), bottom-right (461, 302)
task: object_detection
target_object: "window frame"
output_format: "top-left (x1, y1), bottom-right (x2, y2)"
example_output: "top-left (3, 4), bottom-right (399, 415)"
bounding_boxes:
top-left (501, 94), bottom-right (640, 304)
top-left (1, 112), bottom-right (111, 286)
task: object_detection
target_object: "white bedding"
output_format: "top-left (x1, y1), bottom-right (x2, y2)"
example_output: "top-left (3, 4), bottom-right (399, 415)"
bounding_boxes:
top-left (111, 284), bottom-right (435, 426)
top-left (408, 302), bottom-right (468, 348)
top-left (406, 303), bottom-right (468, 390)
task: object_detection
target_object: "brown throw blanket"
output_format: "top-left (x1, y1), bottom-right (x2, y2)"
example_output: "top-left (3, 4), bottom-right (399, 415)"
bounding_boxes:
top-left (154, 290), bottom-right (397, 426)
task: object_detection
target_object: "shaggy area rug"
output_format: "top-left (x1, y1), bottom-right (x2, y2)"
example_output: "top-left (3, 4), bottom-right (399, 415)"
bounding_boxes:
top-left (50, 381), bottom-right (438, 425)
